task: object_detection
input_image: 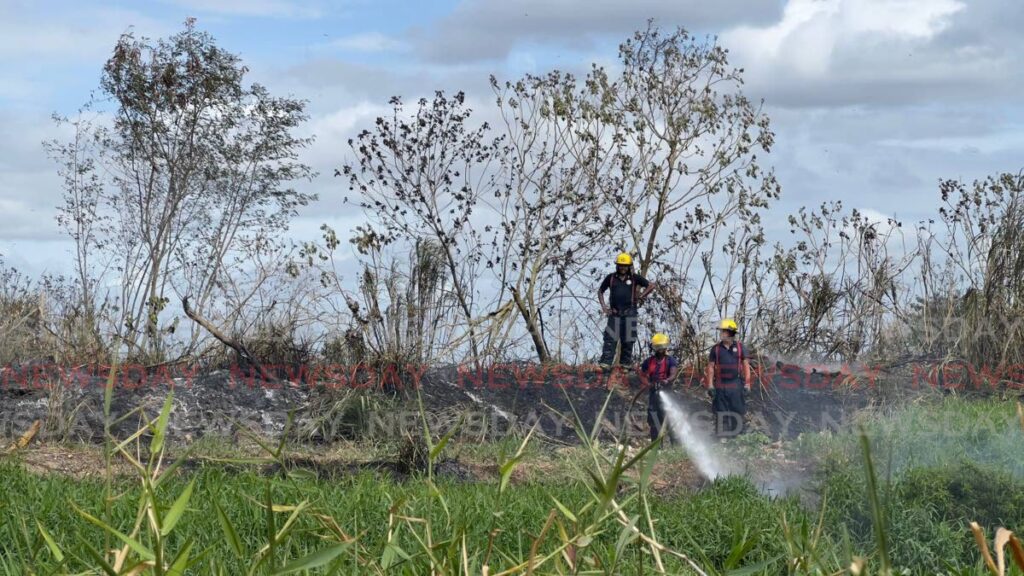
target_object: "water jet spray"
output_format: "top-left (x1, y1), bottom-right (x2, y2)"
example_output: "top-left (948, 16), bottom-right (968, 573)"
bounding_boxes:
top-left (658, 390), bottom-right (733, 480)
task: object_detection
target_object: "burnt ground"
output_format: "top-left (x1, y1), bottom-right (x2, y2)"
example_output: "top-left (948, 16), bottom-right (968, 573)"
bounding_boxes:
top-left (0, 360), bottom-right (877, 446)
top-left (10, 434), bottom-right (711, 496)
top-left (412, 362), bottom-right (875, 442)
top-left (0, 366), bottom-right (308, 442)
top-left (0, 360), bottom-right (890, 495)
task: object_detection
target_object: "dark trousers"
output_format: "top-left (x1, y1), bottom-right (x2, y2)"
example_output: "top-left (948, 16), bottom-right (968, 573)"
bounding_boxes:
top-left (712, 384), bottom-right (746, 437)
top-left (647, 386), bottom-right (667, 442)
top-left (599, 310), bottom-right (638, 365)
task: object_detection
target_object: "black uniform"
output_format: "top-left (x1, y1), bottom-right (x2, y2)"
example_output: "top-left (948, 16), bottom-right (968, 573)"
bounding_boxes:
top-left (598, 272), bottom-right (649, 366)
top-left (709, 341), bottom-right (746, 437)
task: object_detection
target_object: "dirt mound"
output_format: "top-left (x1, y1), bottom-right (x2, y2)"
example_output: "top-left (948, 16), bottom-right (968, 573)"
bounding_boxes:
top-left (0, 367), bottom-right (308, 442)
top-left (0, 362), bottom-right (871, 444)
top-left (411, 363), bottom-right (870, 441)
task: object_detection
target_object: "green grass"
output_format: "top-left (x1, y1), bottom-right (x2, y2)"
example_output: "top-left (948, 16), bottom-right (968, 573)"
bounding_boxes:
top-left (793, 395), bottom-right (1024, 475)
top-left (0, 394), bottom-right (1021, 574)
top-left (0, 458), bottom-right (811, 575)
top-left (802, 395), bottom-right (1024, 573)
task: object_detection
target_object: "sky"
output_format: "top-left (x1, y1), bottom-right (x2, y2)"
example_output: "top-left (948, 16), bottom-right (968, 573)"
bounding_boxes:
top-left (2, 0), bottom-right (1023, 278)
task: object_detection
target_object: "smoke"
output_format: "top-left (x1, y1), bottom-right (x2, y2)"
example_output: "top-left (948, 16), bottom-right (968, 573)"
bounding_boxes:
top-left (858, 401), bottom-right (1024, 479)
top-left (763, 353), bottom-right (867, 376)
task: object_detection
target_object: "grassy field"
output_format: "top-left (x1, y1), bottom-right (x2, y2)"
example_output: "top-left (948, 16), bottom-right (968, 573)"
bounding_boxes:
top-left (0, 394), bottom-right (1022, 574)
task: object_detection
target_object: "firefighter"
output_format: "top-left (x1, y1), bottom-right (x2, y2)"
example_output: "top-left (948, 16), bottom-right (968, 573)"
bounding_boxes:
top-left (705, 318), bottom-right (751, 437)
top-left (597, 252), bottom-right (655, 369)
top-left (640, 332), bottom-right (679, 442)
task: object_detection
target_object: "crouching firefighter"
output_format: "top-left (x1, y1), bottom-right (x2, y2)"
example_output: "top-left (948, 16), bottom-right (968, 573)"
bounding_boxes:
top-left (705, 319), bottom-right (751, 438)
top-left (641, 333), bottom-right (679, 443)
top-left (598, 252), bottom-right (655, 369)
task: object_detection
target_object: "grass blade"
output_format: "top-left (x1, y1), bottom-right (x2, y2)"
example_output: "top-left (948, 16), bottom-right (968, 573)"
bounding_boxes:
top-left (273, 411), bottom-right (295, 460)
top-left (273, 543), bottom-right (351, 574)
top-left (72, 502), bottom-right (155, 561)
top-left (37, 521), bottom-right (65, 563)
top-left (264, 482), bottom-right (278, 570)
top-left (167, 538), bottom-right (194, 576)
top-left (970, 522), bottom-right (998, 575)
top-left (79, 537), bottom-right (119, 576)
top-left (859, 428), bottom-right (890, 575)
top-left (214, 500), bottom-right (244, 559)
top-left (430, 415), bottom-right (463, 463)
top-left (161, 479), bottom-right (195, 537)
top-left (550, 496), bottom-right (578, 524)
top-left (1009, 533), bottom-right (1024, 572)
top-left (151, 393), bottom-right (174, 455)
top-left (499, 422), bottom-right (537, 495)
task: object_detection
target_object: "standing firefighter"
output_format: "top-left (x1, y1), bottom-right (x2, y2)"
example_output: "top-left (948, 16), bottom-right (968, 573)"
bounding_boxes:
top-left (641, 333), bottom-right (679, 442)
top-left (705, 319), bottom-right (751, 437)
top-left (598, 252), bottom-right (655, 369)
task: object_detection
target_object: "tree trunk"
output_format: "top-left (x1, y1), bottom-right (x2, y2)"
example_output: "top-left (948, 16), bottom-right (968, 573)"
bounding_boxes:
top-left (181, 296), bottom-right (280, 383)
top-left (510, 286), bottom-right (550, 363)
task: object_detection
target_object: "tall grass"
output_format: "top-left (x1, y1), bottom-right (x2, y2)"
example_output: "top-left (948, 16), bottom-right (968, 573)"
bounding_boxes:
top-left (1, 389), bottom-right (1022, 573)
top-left (1, 383), bottom-right (748, 574)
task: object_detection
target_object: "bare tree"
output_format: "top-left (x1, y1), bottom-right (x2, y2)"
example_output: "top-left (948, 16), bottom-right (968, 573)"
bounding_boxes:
top-left (494, 25), bottom-right (778, 358)
top-left (485, 73), bottom-right (612, 362)
top-left (46, 114), bottom-right (110, 351)
top-left (340, 92), bottom-right (501, 364)
top-left (578, 26), bottom-right (780, 282)
top-left (51, 19), bottom-right (314, 359)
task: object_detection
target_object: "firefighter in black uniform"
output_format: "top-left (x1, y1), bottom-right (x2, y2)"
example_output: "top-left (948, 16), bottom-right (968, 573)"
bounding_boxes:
top-left (705, 319), bottom-right (751, 437)
top-left (597, 252), bottom-right (656, 369)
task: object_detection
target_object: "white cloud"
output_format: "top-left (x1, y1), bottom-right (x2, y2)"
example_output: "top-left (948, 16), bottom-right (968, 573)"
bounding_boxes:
top-left (856, 207), bottom-right (895, 225)
top-left (0, 7), bottom-right (168, 61)
top-left (302, 102), bottom-right (390, 169)
top-left (726, 0), bottom-right (964, 70)
top-left (416, 0), bottom-right (783, 62)
top-left (328, 32), bottom-right (406, 53)
top-left (165, 0), bottom-right (323, 19)
top-left (720, 0), bottom-right (1019, 107)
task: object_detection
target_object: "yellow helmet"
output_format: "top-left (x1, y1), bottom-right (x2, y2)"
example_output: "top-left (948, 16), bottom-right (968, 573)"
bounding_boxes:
top-left (719, 319), bottom-right (738, 332)
top-left (651, 333), bottom-right (669, 349)
top-left (615, 252), bottom-right (633, 266)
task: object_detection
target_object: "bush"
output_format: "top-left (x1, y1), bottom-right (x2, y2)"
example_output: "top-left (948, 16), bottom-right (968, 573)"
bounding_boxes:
top-left (821, 459), bottom-right (1024, 571)
top-left (219, 318), bottom-right (314, 381)
top-left (900, 462), bottom-right (1024, 530)
top-left (0, 264), bottom-right (109, 366)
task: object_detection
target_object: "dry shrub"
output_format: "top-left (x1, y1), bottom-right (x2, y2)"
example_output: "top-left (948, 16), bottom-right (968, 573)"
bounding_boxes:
top-left (395, 432), bottom-right (431, 475)
top-left (0, 263), bottom-right (110, 367)
top-left (297, 390), bottom-right (392, 442)
top-left (916, 172), bottom-right (1024, 370)
top-left (237, 319), bottom-right (314, 380)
